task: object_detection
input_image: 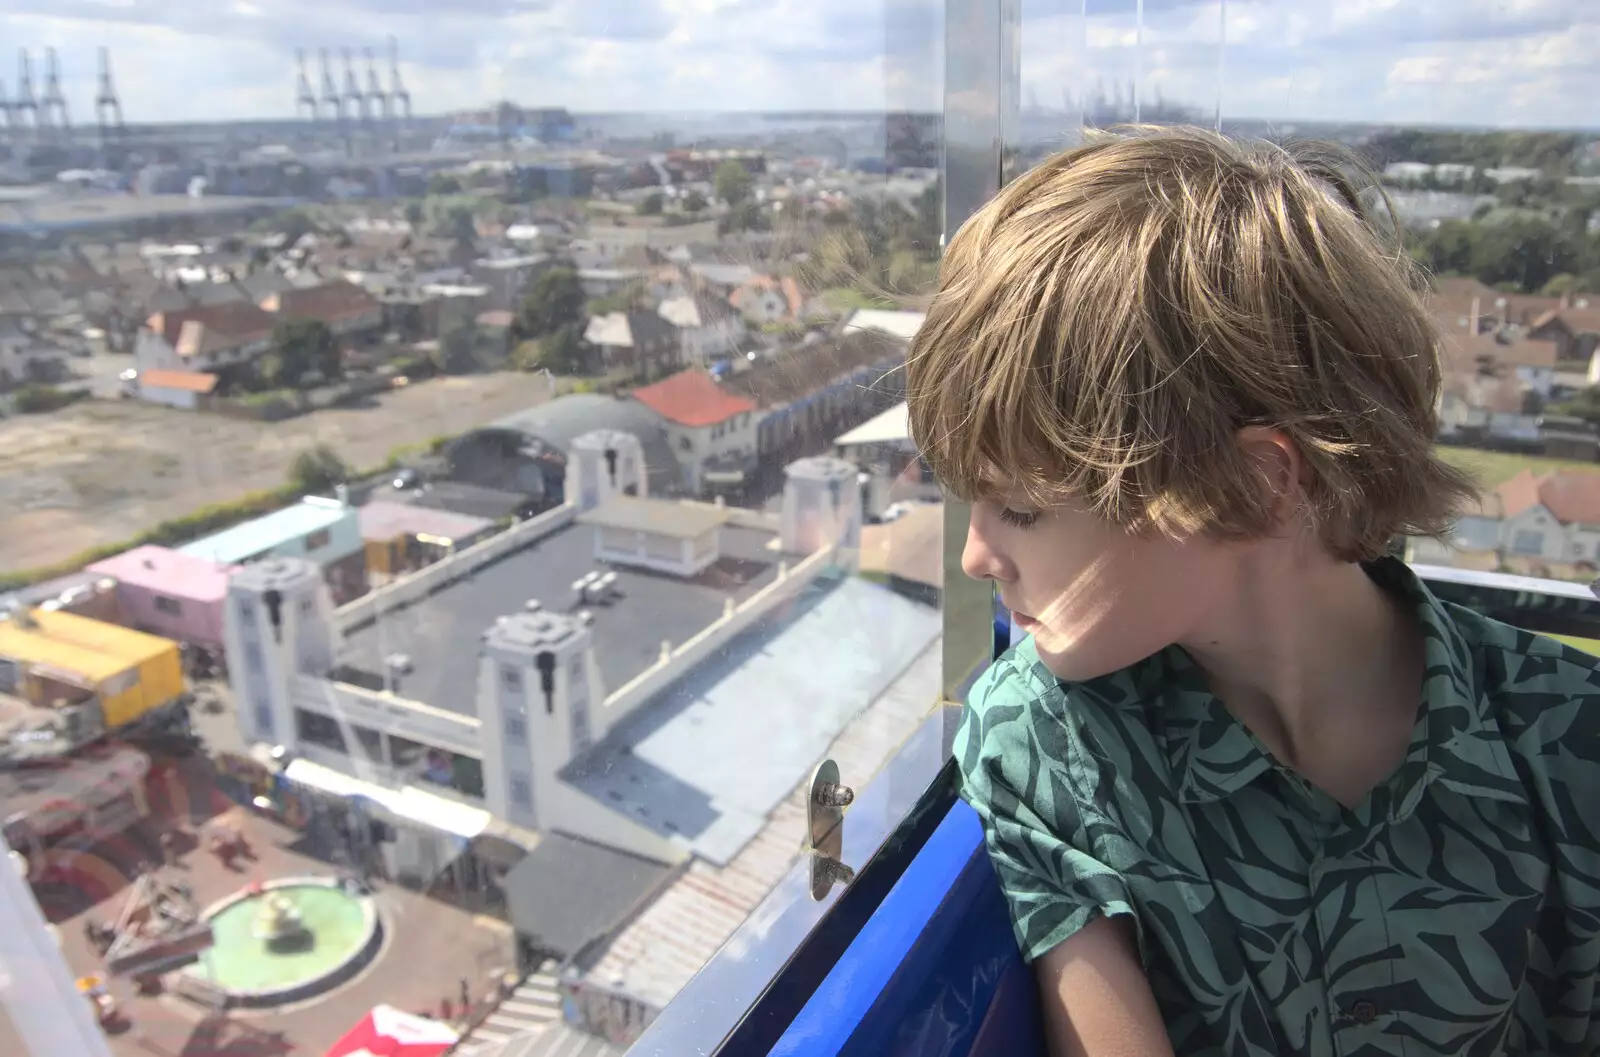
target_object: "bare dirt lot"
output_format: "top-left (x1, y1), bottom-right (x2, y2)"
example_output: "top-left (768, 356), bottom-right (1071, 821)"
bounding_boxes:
top-left (0, 372), bottom-right (561, 574)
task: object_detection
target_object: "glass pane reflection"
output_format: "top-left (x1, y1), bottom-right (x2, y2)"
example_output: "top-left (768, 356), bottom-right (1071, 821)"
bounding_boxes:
top-left (0, 2), bottom-right (945, 1054)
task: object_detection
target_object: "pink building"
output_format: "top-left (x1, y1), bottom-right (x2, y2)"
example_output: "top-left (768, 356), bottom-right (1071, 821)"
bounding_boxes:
top-left (86, 546), bottom-right (236, 649)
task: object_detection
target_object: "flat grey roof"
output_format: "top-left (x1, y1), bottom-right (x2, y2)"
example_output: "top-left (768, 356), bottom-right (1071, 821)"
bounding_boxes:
top-left (578, 497), bottom-right (729, 539)
top-left (503, 832), bottom-right (673, 957)
top-left (337, 522), bottom-right (781, 716)
top-left (562, 574), bottom-right (941, 865)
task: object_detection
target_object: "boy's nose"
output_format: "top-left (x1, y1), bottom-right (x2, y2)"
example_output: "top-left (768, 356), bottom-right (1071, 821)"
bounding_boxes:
top-left (961, 520), bottom-right (1012, 583)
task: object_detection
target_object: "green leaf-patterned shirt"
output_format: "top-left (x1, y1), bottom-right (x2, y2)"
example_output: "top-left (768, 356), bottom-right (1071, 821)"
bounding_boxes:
top-left (957, 558), bottom-right (1600, 1056)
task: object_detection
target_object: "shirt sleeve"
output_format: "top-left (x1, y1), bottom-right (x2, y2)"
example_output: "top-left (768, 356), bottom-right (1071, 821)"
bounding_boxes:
top-left (954, 656), bottom-right (1143, 965)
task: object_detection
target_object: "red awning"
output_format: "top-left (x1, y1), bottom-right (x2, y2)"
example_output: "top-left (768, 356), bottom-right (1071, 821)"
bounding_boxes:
top-left (323, 1005), bottom-right (459, 1057)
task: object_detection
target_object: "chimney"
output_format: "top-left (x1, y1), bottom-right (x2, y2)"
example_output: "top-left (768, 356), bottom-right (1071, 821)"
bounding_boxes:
top-left (1469, 296), bottom-right (1480, 334)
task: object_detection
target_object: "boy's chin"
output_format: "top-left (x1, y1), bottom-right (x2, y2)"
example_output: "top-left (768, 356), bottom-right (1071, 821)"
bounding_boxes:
top-left (1031, 638), bottom-right (1117, 683)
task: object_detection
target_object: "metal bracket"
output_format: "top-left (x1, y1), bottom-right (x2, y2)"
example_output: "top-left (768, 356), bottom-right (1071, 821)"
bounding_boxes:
top-left (806, 759), bottom-right (855, 901)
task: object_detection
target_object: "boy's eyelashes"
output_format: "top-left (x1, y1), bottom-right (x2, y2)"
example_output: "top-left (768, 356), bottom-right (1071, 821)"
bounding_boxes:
top-left (998, 507), bottom-right (1039, 529)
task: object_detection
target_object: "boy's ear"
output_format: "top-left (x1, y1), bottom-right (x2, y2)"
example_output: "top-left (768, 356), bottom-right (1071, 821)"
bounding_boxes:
top-left (1235, 425), bottom-right (1312, 533)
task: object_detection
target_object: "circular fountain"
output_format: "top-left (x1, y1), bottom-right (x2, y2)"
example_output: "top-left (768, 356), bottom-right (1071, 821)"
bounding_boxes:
top-left (182, 876), bottom-right (382, 1008)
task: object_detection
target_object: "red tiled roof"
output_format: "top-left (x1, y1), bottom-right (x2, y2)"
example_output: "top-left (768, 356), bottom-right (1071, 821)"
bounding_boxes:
top-left (138, 369), bottom-right (219, 394)
top-left (631, 369), bottom-right (757, 427)
top-left (1495, 468), bottom-right (1600, 526)
top-left (146, 302), bottom-right (275, 346)
top-left (263, 280), bottom-right (381, 323)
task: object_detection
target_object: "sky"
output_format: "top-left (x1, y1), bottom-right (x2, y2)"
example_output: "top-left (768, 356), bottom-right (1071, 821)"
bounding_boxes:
top-left (1, 0), bottom-right (1596, 129)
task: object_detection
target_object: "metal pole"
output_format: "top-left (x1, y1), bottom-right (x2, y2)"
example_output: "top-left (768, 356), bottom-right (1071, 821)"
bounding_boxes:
top-left (1215, 0), bottom-right (1228, 132)
top-left (0, 845), bottom-right (115, 1057)
top-left (939, 0), bottom-right (1019, 751)
top-left (1134, 0), bottom-right (1144, 123)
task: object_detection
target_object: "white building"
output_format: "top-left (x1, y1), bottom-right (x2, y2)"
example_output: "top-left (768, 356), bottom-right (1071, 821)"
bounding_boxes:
top-left (629, 369), bottom-right (760, 494)
top-left (220, 437), bottom-right (888, 876)
top-left (657, 293), bottom-right (744, 364)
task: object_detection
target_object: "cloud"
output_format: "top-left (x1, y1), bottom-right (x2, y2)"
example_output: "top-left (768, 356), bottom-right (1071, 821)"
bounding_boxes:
top-left (0, 0), bottom-right (1593, 127)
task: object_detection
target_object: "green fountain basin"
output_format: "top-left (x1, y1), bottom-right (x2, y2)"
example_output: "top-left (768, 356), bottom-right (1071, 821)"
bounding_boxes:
top-left (183, 876), bottom-right (382, 1008)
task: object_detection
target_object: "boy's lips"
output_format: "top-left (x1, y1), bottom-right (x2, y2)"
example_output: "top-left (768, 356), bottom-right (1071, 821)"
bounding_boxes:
top-left (1010, 610), bottom-right (1040, 630)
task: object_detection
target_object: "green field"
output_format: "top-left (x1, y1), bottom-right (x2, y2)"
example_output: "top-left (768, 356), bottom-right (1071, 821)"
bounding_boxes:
top-left (1549, 633), bottom-right (1600, 656)
top-left (1438, 446), bottom-right (1600, 490)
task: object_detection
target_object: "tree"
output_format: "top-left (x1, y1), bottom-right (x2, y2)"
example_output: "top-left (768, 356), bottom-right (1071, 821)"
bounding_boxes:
top-left (514, 267), bottom-right (585, 339)
top-left (717, 201), bottom-right (770, 236)
top-left (432, 205), bottom-right (478, 249)
top-left (263, 319), bottom-right (341, 389)
top-left (427, 173), bottom-right (463, 195)
top-left (432, 320), bottom-right (481, 375)
top-left (540, 324), bottom-right (589, 375)
top-left (714, 159), bottom-right (753, 207)
top-left (637, 192), bottom-right (664, 216)
top-left (683, 189), bottom-right (708, 214)
top-left (290, 444), bottom-right (349, 495)
top-left (403, 201), bottom-right (425, 228)
top-left (587, 279), bottom-right (648, 316)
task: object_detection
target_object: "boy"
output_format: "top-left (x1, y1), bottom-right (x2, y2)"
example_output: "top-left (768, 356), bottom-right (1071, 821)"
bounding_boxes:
top-left (906, 126), bottom-right (1600, 1057)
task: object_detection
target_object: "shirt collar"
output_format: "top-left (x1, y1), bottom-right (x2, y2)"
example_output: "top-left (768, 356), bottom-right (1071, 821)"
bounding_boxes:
top-left (1164, 557), bottom-right (1527, 817)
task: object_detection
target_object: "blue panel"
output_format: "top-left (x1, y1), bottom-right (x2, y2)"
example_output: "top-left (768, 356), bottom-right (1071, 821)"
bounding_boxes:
top-left (770, 800), bottom-right (1044, 1057)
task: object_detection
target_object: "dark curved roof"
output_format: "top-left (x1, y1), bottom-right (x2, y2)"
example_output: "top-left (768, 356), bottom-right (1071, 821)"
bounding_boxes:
top-left (481, 393), bottom-right (682, 493)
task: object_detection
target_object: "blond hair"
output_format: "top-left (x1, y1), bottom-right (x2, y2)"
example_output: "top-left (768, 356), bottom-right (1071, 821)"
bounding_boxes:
top-left (906, 125), bottom-right (1477, 561)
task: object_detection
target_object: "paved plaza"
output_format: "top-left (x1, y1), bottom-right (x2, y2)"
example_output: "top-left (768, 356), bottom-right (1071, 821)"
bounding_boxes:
top-left (41, 754), bottom-right (516, 1057)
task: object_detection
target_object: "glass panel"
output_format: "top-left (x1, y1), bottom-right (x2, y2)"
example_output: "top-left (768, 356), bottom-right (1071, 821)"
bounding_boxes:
top-left (0, 1), bottom-right (947, 1054)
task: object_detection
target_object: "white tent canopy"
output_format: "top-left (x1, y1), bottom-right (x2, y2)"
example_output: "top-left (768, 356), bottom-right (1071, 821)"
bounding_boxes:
top-left (834, 401), bottom-right (911, 448)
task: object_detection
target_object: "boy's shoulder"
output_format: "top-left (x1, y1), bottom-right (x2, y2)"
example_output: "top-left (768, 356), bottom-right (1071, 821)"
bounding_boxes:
top-left (955, 636), bottom-right (1171, 794)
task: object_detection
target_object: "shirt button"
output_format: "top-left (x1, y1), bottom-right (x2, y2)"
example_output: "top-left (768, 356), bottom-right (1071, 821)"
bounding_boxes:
top-left (1350, 1000), bottom-right (1378, 1025)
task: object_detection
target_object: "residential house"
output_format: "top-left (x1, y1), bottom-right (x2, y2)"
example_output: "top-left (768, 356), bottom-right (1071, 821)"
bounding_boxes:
top-left (1437, 370), bottom-right (1540, 446)
top-left (586, 220), bottom-right (719, 259)
top-left (1528, 300), bottom-right (1600, 364)
top-left (584, 310), bottom-right (680, 376)
top-left (134, 301), bottom-right (277, 375)
top-left (471, 254), bottom-right (553, 313)
top-left (86, 546), bottom-right (235, 651)
top-left (1410, 468), bottom-right (1600, 570)
top-left (724, 328), bottom-right (909, 476)
top-left (260, 280), bottom-right (385, 342)
top-left (133, 368), bottom-right (219, 410)
top-left (180, 495), bottom-right (369, 604)
top-left (657, 292), bottom-right (744, 364)
top-left (1433, 326), bottom-right (1556, 449)
top-left (578, 266), bottom-right (646, 300)
top-left (629, 369), bottom-right (760, 494)
top-left (0, 316), bottom-right (71, 390)
top-left (729, 275), bottom-right (806, 325)
top-left (688, 263), bottom-right (760, 294)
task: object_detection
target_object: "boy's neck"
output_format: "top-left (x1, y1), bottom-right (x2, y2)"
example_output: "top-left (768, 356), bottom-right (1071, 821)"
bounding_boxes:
top-left (1178, 551), bottom-right (1425, 803)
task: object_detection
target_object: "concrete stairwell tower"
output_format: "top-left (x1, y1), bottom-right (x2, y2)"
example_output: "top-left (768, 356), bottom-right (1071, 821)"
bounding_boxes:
top-left (224, 557), bottom-right (337, 749)
top-left (780, 455), bottom-right (862, 565)
top-left (565, 428), bottom-right (647, 512)
top-left (476, 609), bottom-right (602, 832)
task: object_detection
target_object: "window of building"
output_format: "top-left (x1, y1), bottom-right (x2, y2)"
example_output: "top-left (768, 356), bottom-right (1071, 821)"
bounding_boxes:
top-left (502, 666), bottom-right (522, 693)
top-left (1512, 530), bottom-right (1545, 555)
top-left (306, 529), bottom-right (333, 551)
top-left (245, 641), bottom-right (264, 675)
top-left (254, 703), bottom-right (273, 736)
top-left (300, 597), bottom-right (314, 616)
top-left (295, 708), bottom-right (348, 754)
top-left (510, 774), bottom-right (532, 808)
top-left (153, 595), bottom-right (182, 616)
top-left (506, 713), bottom-right (526, 742)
